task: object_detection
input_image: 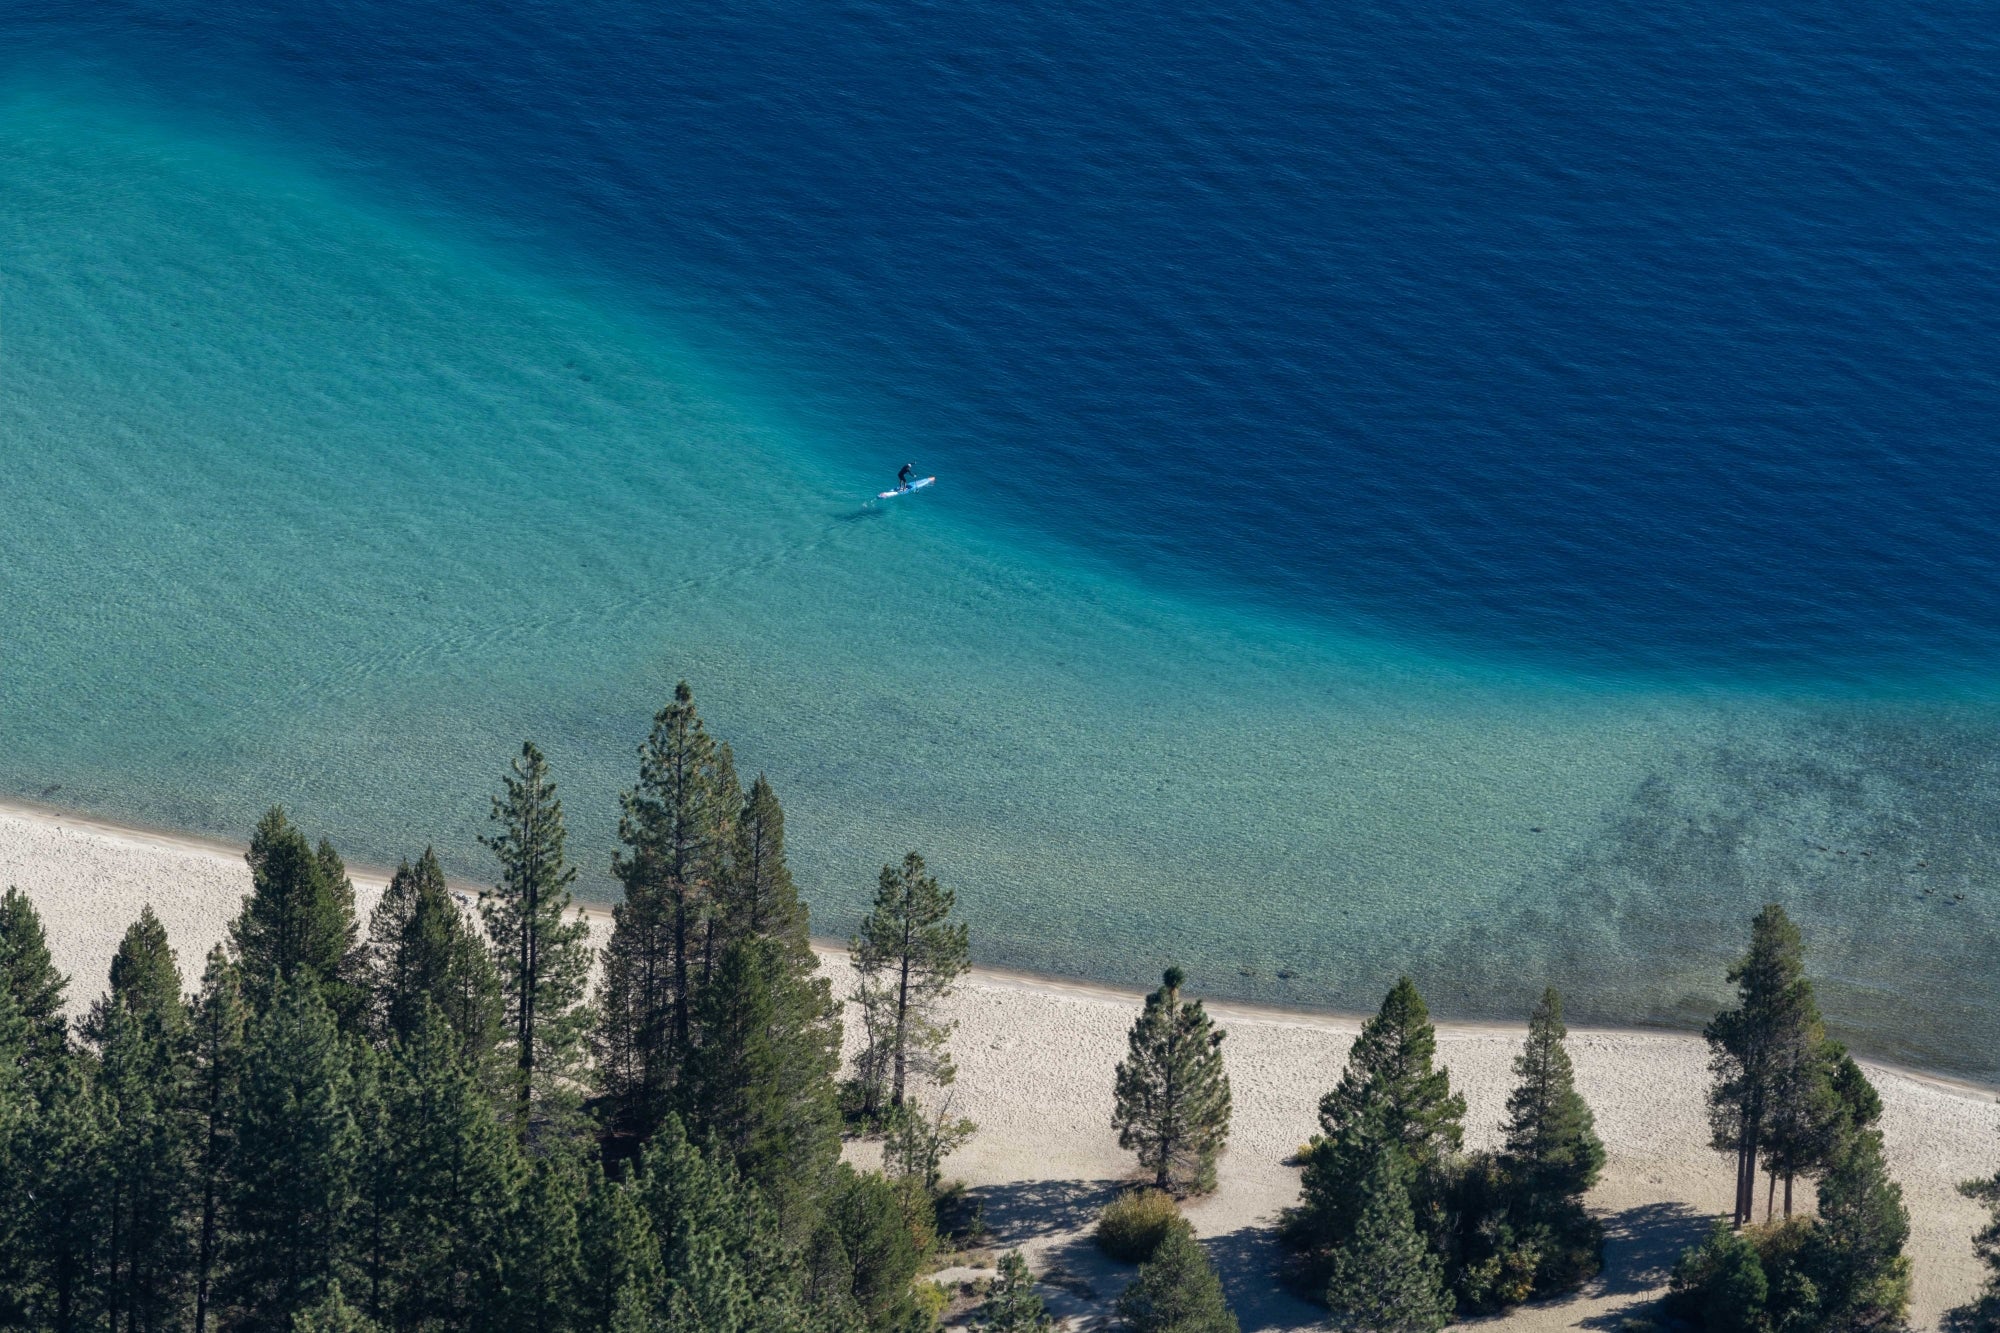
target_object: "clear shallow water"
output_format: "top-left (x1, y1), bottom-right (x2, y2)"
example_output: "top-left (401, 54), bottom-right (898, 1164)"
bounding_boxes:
top-left (2, 0), bottom-right (1999, 1076)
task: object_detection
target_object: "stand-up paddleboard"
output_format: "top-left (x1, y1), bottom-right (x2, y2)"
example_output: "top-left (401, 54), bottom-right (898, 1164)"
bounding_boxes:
top-left (877, 476), bottom-right (936, 500)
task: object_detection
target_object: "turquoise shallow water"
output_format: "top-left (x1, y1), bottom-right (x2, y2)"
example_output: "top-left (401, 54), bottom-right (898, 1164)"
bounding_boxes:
top-left (3, 83), bottom-right (1998, 1077)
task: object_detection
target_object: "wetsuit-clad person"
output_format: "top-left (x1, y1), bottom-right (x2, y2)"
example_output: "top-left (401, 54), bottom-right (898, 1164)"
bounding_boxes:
top-left (897, 462), bottom-right (914, 491)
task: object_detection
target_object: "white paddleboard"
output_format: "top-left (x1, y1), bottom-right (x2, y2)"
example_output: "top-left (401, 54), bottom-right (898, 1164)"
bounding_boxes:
top-left (877, 476), bottom-right (936, 500)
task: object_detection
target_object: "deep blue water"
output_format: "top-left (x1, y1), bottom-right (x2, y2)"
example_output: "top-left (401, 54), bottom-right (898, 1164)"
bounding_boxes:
top-left (5, 0), bottom-right (2000, 1075)
top-left (13, 0), bottom-right (2000, 678)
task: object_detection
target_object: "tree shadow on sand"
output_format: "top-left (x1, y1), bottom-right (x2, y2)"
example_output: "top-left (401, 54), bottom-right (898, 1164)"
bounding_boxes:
top-left (969, 1177), bottom-right (1125, 1247)
top-left (1593, 1200), bottom-right (1711, 1297)
top-left (1195, 1225), bottom-right (1323, 1331)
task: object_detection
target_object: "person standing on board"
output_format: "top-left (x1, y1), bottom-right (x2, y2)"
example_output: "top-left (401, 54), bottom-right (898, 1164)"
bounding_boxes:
top-left (897, 462), bottom-right (915, 492)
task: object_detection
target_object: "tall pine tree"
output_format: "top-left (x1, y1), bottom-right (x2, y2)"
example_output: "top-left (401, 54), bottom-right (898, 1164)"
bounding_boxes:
top-left (92, 912), bottom-right (194, 1333)
top-left (0, 885), bottom-right (70, 1067)
top-left (368, 848), bottom-right (504, 1072)
top-left (223, 976), bottom-right (364, 1332)
top-left (598, 684), bottom-right (733, 1145)
top-left (1706, 905), bottom-right (1817, 1227)
top-left (365, 1004), bottom-right (521, 1331)
top-left (850, 851), bottom-right (969, 1115)
top-left (481, 742), bottom-right (595, 1147)
top-left (1477, 988), bottom-right (1605, 1297)
top-left (1322, 1132), bottom-right (1453, 1333)
top-left (231, 809), bottom-right (366, 1026)
top-left (683, 934), bottom-right (843, 1239)
top-left (1294, 977), bottom-right (1465, 1274)
top-left (189, 946), bottom-right (246, 1333)
top-left (1112, 967), bottom-right (1232, 1197)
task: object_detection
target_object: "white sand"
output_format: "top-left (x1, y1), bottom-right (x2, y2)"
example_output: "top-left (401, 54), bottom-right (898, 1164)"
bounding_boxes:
top-left (4, 801), bottom-right (1995, 1331)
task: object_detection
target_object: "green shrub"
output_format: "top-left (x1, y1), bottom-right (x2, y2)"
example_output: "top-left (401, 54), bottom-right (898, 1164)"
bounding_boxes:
top-left (1096, 1189), bottom-right (1189, 1263)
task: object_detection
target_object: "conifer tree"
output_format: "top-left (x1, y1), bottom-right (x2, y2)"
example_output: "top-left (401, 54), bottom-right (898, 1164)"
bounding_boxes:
top-left (93, 916), bottom-right (194, 1333)
top-left (1808, 1127), bottom-right (1911, 1330)
top-left (291, 1281), bottom-right (382, 1333)
top-left (84, 904), bottom-right (188, 1044)
top-left (369, 848), bottom-right (504, 1071)
top-left (1115, 1222), bottom-right (1240, 1333)
top-left (224, 976), bottom-right (364, 1332)
top-left (0, 984), bottom-right (32, 1328)
top-left (1502, 990), bottom-right (1602, 1202)
top-left (366, 1005), bottom-right (521, 1331)
top-left (575, 1169), bottom-right (663, 1333)
top-left (1318, 978), bottom-right (1465, 1175)
top-left (231, 809), bottom-right (366, 1025)
top-left (1706, 904), bottom-right (1817, 1227)
top-left (1113, 967), bottom-right (1232, 1197)
top-left (490, 1154), bottom-right (586, 1333)
top-left (19, 1051), bottom-right (113, 1333)
top-left (807, 1163), bottom-right (927, 1330)
top-left (851, 851), bottom-right (970, 1115)
top-left (683, 934), bottom-right (843, 1236)
top-left (598, 684), bottom-right (733, 1144)
top-left (481, 743), bottom-right (594, 1146)
top-left (0, 885), bottom-right (69, 1066)
top-left (1323, 1136), bottom-right (1453, 1333)
top-left (727, 774), bottom-right (806, 943)
top-left (974, 1251), bottom-right (1051, 1331)
top-left (190, 947), bottom-right (247, 1333)
top-left (1295, 977), bottom-right (1464, 1266)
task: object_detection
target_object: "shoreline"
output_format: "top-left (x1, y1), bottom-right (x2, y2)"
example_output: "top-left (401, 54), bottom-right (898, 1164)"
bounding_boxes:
top-left (4, 794), bottom-right (1993, 1103)
top-left (3, 794), bottom-right (1996, 1329)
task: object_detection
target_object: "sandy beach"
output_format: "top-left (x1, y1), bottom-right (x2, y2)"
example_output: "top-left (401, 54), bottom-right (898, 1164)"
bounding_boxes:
top-left (4, 800), bottom-right (1995, 1331)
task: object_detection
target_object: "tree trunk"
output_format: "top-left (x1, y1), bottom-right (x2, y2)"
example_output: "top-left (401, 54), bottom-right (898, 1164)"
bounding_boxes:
top-left (892, 907), bottom-right (913, 1109)
top-left (1765, 1169), bottom-right (1775, 1222)
top-left (1783, 1172), bottom-right (1794, 1218)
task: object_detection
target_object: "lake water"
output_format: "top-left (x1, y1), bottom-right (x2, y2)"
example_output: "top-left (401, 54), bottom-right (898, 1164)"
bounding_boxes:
top-left (3, 1), bottom-right (1998, 1076)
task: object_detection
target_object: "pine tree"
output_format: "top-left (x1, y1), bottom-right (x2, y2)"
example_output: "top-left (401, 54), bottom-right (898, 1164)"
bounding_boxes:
top-left (633, 1114), bottom-right (821, 1328)
top-left (481, 742), bottom-right (595, 1147)
top-left (368, 848), bottom-right (504, 1072)
top-left (231, 810), bottom-right (366, 1026)
top-left (806, 1163), bottom-right (926, 1331)
top-left (1502, 990), bottom-right (1602, 1203)
top-left (489, 1154), bottom-right (586, 1333)
top-left (19, 1052), bottom-right (113, 1333)
top-left (1318, 978), bottom-right (1465, 1175)
top-left (93, 915), bottom-right (194, 1333)
top-left (224, 976), bottom-right (364, 1332)
top-left (598, 685), bottom-right (733, 1144)
top-left (682, 934), bottom-right (842, 1237)
top-left (290, 1281), bottom-right (383, 1333)
top-left (84, 904), bottom-right (188, 1045)
top-left (726, 775), bottom-right (806, 943)
top-left (0, 984), bottom-right (29, 1326)
top-left (1323, 1136), bottom-right (1453, 1333)
top-left (1706, 904), bottom-right (1817, 1228)
top-left (973, 1251), bottom-right (1050, 1331)
top-left (1115, 1222), bottom-right (1240, 1333)
top-left (1808, 1127), bottom-right (1911, 1331)
top-left (367, 1004), bottom-right (521, 1332)
top-left (0, 885), bottom-right (70, 1066)
top-left (575, 1168), bottom-right (663, 1333)
top-left (850, 851), bottom-right (970, 1115)
top-left (189, 947), bottom-right (247, 1333)
top-left (1498, 987), bottom-right (1604, 1291)
top-left (1295, 978), bottom-right (1465, 1264)
top-left (1113, 967), bottom-right (1232, 1197)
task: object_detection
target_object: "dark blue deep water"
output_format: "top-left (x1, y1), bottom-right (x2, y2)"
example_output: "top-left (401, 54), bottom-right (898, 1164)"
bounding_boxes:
top-left (6, 0), bottom-right (2000, 1074)
top-left (14, 0), bottom-right (2000, 677)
